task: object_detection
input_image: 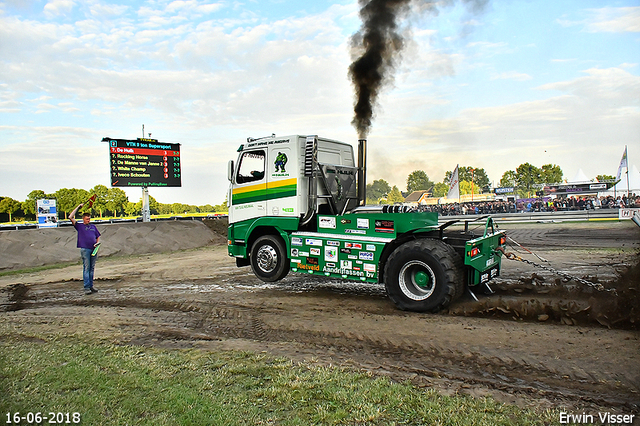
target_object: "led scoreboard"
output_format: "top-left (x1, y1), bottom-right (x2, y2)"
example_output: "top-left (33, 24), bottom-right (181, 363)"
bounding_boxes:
top-left (104, 137), bottom-right (181, 187)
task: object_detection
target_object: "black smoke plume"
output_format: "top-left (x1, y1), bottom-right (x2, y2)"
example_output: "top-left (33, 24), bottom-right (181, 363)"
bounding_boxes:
top-left (349, 0), bottom-right (489, 138)
top-left (349, 0), bottom-right (412, 139)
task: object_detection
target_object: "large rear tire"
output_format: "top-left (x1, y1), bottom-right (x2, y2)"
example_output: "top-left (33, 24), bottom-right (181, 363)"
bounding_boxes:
top-left (384, 239), bottom-right (463, 312)
top-left (250, 235), bottom-right (290, 282)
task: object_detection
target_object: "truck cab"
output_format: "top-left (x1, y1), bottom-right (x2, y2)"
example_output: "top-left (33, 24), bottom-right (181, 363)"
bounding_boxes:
top-left (228, 135), bottom-right (356, 225)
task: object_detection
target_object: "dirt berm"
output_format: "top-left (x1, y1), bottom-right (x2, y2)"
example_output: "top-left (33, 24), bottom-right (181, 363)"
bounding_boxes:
top-left (0, 219), bottom-right (226, 271)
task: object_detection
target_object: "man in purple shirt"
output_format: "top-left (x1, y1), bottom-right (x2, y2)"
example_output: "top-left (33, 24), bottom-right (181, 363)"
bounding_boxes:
top-left (69, 203), bottom-right (101, 295)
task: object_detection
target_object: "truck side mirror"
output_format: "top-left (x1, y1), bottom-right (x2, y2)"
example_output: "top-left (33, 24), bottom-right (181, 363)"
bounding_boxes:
top-left (227, 160), bottom-right (234, 182)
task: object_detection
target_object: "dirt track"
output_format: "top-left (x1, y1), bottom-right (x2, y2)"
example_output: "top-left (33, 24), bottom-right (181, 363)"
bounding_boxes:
top-left (1, 219), bottom-right (639, 417)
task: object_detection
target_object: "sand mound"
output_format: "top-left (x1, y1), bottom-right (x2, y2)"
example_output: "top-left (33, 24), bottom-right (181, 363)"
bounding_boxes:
top-left (0, 220), bottom-right (226, 271)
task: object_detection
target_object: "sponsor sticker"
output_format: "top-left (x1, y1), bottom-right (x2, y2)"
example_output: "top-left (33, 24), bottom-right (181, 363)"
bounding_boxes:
top-left (306, 257), bottom-right (319, 265)
top-left (340, 248), bottom-right (351, 254)
top-left (291, 248), bottom-right (299, 257)
top-left (348, 255), bottom-right (357, 260)
top-left (326, 240), bottom-right (340, 246)
top-left (341, 260), bottom-right (352, 269)
top-left (306, 238), bottom-right (323, 246)
top-left (375, 220), bottom-right (394, 233)
top-left (366, 244), bottom-right (376, 251)
top-left (364, 263), bottom-right (376, 272)
top-left (319, 216), bottom-right (337, 229)
top-left (345, 242), bottom-right (362, 249)
top-left (310, 248), bottom-right (321, 256)
top-left (357, 218), bottom-right (369, 229)
top-left (345, 229), bottom-right (366, 235)
top-left (325, 246), bottom-right (338, 262)
top-left (359, 251), bottom-right (374, 261)
top-left (326, 262), bottom-right (336, 268)
top-left (298, 263), bottom-right (319, 271)
top-left (291, 237), bottom-right (303, 246)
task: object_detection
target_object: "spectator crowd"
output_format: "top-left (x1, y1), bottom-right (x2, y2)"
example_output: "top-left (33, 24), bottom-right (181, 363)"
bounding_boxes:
top-left (415, 194), bottom-right (640, 216)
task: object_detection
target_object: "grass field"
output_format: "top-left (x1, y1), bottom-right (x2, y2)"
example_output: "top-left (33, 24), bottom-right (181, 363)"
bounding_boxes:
top-left (0, 330), bottom-right (556, 426)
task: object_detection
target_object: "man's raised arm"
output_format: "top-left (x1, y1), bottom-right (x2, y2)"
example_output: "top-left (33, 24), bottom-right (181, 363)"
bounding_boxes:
top-left (68, 203), bottom-right (83, 225)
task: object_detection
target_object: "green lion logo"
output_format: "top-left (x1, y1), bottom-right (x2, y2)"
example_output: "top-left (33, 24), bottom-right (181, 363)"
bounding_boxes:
top-left (274, 152), bottom-right (287, 173)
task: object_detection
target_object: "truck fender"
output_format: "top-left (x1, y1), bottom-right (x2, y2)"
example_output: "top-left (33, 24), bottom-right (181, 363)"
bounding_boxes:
top-left (247, 225), bottom-right (292, 258)
top-left (377, 233), bottom-right (438, 284)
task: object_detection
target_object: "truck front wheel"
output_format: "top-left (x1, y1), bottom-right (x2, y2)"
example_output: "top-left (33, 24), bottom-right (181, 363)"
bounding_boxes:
top-left (250, 235), bottom-right (289, 282)
top-left (384, 239), bottom-right (463, 312)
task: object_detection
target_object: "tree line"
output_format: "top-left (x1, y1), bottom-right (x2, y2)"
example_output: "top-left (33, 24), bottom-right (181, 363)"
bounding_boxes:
top-left (366, 162), bottom-right (613, 204)
top-left (1, 163), bottom-right (615, 221)
top-left (366, 167), bottom-right (492, 204)
top-left (0, 185), bottom-right (227, 222)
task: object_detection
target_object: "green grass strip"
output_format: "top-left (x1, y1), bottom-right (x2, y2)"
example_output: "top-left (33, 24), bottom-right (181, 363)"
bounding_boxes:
top-left (0, 335), bottom-right (555, 425)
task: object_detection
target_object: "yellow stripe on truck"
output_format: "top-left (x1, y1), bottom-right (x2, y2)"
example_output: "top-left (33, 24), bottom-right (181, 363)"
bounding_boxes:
top-left (232, 178), bottom-right (297, 195)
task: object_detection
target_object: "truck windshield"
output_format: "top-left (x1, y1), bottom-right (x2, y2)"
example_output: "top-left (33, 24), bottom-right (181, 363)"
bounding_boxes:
top-left (236, 150), bottom-right (265, 184)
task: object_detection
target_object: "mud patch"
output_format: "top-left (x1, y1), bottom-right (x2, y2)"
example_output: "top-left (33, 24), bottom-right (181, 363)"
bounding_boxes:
top-left (450, 252), bottom-right (640, 329)
top-left (0, 283), bottom-right (32, 312)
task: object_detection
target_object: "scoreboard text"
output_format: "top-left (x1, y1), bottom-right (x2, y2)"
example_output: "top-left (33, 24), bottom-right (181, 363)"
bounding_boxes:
top-left (106, 138), bottom-right (181, 187)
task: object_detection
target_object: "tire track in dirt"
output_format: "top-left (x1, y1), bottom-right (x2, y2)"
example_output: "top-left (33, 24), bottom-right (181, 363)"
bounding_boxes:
top-left (4, 281), bottom-right (638, 414)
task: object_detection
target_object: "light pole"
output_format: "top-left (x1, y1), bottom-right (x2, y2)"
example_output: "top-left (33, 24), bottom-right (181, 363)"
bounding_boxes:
top-left (471, 168), bottom-right (476, 202)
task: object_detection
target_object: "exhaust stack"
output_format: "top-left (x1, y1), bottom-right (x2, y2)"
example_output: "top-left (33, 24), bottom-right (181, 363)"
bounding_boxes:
top-left (357, 139), bottom-right (367, 206)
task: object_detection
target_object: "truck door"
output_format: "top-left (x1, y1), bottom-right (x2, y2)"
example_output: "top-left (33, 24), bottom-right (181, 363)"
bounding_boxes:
top-left (266, 145), bottom-right (298, 217)
top-left (230, 149), bottom-right (267, 223)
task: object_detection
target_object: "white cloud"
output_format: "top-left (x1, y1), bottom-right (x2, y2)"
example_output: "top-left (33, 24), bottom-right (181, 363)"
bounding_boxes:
top-left (491, 71), bottom-right (532, 81)
top-left (44, 0), bottom-right (76, 18)
top-left (537, 67), bottom-right (640, 104)
top-left (585, 7), bottom-right (640, 33)
top-left (558, 6), bottom-right (640, 33)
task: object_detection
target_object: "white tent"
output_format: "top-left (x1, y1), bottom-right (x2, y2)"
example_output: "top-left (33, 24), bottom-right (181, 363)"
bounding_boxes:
top-left (568, 168), bottom-right (592, 183)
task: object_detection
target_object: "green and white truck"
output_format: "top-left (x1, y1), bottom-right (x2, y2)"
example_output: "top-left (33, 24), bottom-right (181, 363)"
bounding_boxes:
top-left (227, 135), bottom-right (506, 312)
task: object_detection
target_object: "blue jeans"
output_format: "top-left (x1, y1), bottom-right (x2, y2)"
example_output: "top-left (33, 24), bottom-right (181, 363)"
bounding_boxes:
top-left (80, 248), bottom-right (97, 290)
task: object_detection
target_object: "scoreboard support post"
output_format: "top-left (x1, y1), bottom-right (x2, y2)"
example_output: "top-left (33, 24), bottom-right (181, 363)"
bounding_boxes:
top-left (142, 187), bottom-right (150, 222)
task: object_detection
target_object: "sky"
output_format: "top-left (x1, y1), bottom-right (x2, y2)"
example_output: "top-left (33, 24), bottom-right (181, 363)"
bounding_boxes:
top-left (1, 0), bottom-right (639, 206)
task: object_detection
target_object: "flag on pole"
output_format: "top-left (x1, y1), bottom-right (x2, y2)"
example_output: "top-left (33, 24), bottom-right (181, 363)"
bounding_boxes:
top-left (616, 146), bottom-right (628, 181)
top-left (447, 165), bottom-right (460, 200)
top-left (86, 194), bottom-right (97, 208)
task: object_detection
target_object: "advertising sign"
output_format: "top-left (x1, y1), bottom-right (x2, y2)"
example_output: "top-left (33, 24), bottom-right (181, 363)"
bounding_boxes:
top-left (105, 137), bottom-right (181, 187)
top-left (37, 199), bottom-right (58, 228)
top-left (619, 208), bottom-right (640, 220)
top-left (494, 187), bottom-right (515, 194)
top-left (543, 182), bottom-right (613, 196)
